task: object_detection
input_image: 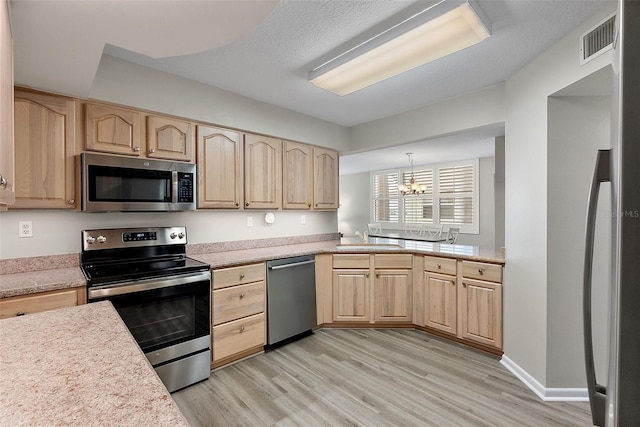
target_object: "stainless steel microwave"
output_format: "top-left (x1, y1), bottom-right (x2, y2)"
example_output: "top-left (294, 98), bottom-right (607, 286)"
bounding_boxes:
top-left (80, 153), bottom-right (196, 212)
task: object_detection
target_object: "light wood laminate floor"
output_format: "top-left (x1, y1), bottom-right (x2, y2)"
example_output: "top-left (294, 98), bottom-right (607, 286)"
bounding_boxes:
top-left (173, 329), bottom-right (592, 426)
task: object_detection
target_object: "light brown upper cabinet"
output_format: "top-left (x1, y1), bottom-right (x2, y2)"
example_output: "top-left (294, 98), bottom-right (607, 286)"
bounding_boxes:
top-left (147, 115), bottom-right (194, 162)
top-left (0, 0), bottom-right (14, 207)
top-left (313, 147), bottom-right (338, 210)
top-left (244, 134), bottom-right (281, 209)
top-left (12, 90), bottom-right (76, 209)
top-left (197, 125), bottom-right (242, 209)
top-left (283, 140), bottom-right (312, 210)
top-left (85, 103), bottom-right (143, 157)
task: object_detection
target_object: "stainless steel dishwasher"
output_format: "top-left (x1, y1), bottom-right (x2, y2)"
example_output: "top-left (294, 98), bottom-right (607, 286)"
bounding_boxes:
top-left (266, 255), bottom-right (316, 346)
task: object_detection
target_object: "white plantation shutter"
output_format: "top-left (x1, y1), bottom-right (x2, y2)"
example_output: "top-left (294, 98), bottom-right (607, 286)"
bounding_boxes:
top-left (438, 164), bottom-right (474, 224)
top-left (370, 160), bottom-right (478, 232)
top-left (372, 171), bottom-right (398, 222)
top-left (402, 169), bottom-right (433, 224)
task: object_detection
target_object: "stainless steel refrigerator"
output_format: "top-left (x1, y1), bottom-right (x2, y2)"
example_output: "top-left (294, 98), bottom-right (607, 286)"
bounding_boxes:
top-left (583, 1), bottom-right (640, 426)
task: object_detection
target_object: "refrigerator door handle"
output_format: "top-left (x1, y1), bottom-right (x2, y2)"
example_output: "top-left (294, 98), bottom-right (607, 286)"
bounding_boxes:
top-left (583, 149), bottom-right (611, 427)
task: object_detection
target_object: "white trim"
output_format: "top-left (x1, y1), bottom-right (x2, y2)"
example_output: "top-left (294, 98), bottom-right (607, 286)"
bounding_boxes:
top-left (500, 355), bottom-right (589, 402)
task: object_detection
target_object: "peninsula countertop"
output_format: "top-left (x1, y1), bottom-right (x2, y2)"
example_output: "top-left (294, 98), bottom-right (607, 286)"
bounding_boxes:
top-left (0, 301), bottom-right (189, 426)
top-left (0, 236), bottom-right (504, 299)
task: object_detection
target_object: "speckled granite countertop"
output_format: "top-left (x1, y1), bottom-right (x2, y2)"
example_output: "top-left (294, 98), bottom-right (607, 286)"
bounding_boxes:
top-left (0, 301), bottom-right (189, 427)
top-left (0, 267), bottom-right (86, 298)
top-left (191, 240), bottom-right (340, 268)
top-left (191, 238), bottom-right (504, 267)
top-left (0, 235), bottom-right (503, 299)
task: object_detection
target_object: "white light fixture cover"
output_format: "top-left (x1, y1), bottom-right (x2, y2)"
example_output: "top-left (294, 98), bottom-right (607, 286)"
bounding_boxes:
top-left (309, 1), bottom-right (491, 96)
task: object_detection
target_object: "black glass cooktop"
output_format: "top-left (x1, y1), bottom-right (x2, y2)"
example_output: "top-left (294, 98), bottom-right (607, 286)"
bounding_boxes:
top-left (83, 256), bottom-right (210, 286)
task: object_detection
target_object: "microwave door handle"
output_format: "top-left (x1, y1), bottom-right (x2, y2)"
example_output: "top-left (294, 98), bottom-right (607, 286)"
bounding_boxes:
top-left (171, 171), bottom-right (178, 203)
top-left (583, 149), bottom-right (610, 427)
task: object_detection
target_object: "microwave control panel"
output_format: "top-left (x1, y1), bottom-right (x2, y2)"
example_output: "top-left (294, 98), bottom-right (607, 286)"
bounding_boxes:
top-left (177, 172), bottom-right (194, 203)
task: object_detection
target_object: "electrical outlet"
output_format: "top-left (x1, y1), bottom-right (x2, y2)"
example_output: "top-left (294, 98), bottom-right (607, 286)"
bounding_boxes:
top-left (19, 221), bottom-right (33, 238)
top-left (247, 216), bottom-right (253, 227)
top-left (300, 215), bottom-right (306, 225)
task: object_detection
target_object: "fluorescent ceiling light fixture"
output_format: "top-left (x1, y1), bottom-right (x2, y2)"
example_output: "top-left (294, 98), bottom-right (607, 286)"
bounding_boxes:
top-left (309, 1), bottom-right (491, 96)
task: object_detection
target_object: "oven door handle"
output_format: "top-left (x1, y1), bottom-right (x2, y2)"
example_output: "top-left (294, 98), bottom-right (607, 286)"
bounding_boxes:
top-left (88, 271), bottom-right (211, 300)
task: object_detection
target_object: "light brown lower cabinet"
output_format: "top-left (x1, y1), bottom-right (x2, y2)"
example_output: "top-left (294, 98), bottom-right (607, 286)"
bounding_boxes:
top-left (0, 287), bottom-right (86, 319)
top-left (459, 277), bottom-right (502, 349)
top-left (212, 313), bottom-right (265, 361)
top-left (374, 269), bottom-right (412, 322)
top-left (332, 269), bottom-right (370, 322)
top-left (423, 271), bottom-right (457, 335)
top-left (211, 263), bottom-right (266, 366)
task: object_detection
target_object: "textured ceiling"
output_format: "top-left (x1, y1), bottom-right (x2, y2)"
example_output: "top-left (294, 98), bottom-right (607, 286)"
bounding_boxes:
top-left (10, 0), bottom-right (612, 128)
top-left (9, 0), bottom-right (613, 174)
top-left (101, 0), bottom-right (611, 127)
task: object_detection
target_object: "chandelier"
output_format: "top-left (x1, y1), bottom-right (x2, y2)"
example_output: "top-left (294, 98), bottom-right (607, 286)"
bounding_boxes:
top-left (399, 153), bottom-right (427, 196)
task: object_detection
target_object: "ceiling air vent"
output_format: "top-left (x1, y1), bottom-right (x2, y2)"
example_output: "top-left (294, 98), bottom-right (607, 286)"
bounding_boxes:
top-left (580, 13), bottom-right (616, 65)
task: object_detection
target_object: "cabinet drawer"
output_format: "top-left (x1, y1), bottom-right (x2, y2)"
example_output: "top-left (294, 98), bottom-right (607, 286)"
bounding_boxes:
top-left (374, 254), bottom-right (412, 269)
top-left (213, 313), bottom-right (265, 361)
top-left (213, 263), bottom-right (265, 289)
top-left (333, 254), bottom-right (370, 269)
top-left (213, 282), bottom-right (265, 325)
top-left (0, 288), bottom-right (82, 319)
top-left (424, 256), bottom-right (457, 275)
top-left (461, 261), bottom-right (502, 283)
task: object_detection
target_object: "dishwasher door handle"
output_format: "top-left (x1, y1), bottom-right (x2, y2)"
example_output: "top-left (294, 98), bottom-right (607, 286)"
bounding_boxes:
top-left (268, 259), bottom-right (316, 270)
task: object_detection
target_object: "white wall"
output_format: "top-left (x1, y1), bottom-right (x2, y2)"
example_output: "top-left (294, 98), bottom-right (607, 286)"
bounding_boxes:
top-left (348, 83), bottom-right (505, 154)
top-left (0, 210), bottom-right (336, 259)
top-left (547, 93), bottom-right (611, 388)
top-left (337, 172), bottom-right (370, 237)
top-left (337, 157), bottom-right (495, 249)
top-left (504, 4), bottom-right (615, 388)
top-left (494, 136), bottom-right (505, 251)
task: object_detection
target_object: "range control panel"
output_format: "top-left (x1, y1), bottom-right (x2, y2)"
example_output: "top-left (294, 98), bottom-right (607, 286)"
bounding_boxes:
top-left (82, 226), bottom-right (187, 251)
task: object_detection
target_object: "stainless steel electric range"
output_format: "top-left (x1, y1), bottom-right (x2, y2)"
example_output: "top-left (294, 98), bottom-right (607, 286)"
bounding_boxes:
top-left (81, 226), bottom-right (211, 392)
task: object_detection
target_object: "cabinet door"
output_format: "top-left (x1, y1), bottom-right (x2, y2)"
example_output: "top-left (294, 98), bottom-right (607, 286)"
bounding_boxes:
top-left (12, 91), bottom-right (76, 209)
top-left (313, 147), bottom-right (338, 210)
top-left (147, 115), bottom-right (194, 162)
top-left (0, 0), bottom-right (14, 207)
top-left (85, 103), bottom-right (142, 156)
top-left (197, 125), bottom-right (242, 209)
top-left (374, 269), bottom-right (412, 322)
top-left (459, 277), bottom-right (502, 349)
top-left (244, 134), bottom-right (281, 209)
top-left (283, 140), bottom-right (312, 210)
top-left (424, 271), bottom-right (457, 335)
top-left (332, 269), bottom-right (370, 322)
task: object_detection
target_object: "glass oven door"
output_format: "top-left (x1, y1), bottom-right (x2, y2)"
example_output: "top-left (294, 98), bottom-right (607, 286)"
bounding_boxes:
top-left (88, 271), bottom-right (210, 354)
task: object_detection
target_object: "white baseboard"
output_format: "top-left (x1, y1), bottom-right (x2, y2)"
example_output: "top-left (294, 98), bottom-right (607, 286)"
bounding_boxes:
top-left (500, 355), bottom-right (589, 402)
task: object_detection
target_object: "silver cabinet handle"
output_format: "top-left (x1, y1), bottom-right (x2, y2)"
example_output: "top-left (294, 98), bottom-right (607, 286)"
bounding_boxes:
top-left (133, 147), bottom-right (140, 152)
top-left (583, 149), bottom-right (610, 427)
top-left (149, 148), bottom-right (156, 154)
top-left (0, 174), bottom-right (7, 189)
top-left (239, 293), bottom-right (245, 299)
top-left (67, 199), bottom-right (75, 205)
top-left (239, 273), bottom-right (245, 279)
top-left (16, 311), bottom-right (25, 316)
top-left (240, 325), bottom-right (245, 333)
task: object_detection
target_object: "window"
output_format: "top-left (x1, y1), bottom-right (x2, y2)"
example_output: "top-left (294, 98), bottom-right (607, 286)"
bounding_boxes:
top-left (438, 164), bottom-right (474, 225)
top-left (372, 171), bottom-right (398, 222)
top-left (402, 169), bottom-right (433, 224)
top-left (370, 159), bottom-right (479, 233)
